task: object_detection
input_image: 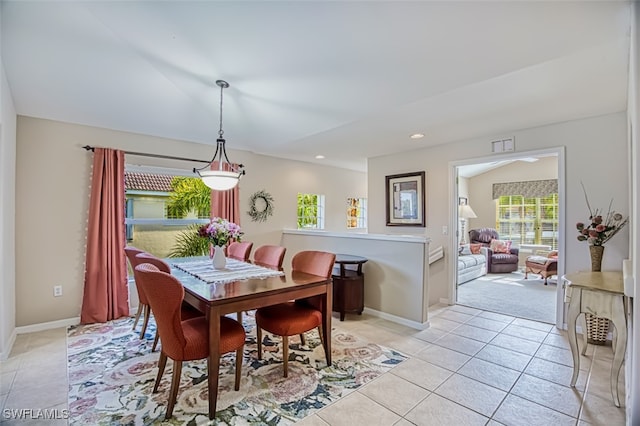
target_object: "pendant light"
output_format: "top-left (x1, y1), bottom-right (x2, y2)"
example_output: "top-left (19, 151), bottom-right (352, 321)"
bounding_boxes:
top-left (194, 80), bottom-right (245, 190)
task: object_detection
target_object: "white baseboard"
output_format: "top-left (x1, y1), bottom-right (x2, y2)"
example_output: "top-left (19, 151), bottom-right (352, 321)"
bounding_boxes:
top-left (0, 329), bottom-right (17, 361)
top-left (362, 307), bottom-right (429, 330)
top-left (15, 317), bottom-right (80, 335)
top-left (439, 298), bottom-right (450, 305)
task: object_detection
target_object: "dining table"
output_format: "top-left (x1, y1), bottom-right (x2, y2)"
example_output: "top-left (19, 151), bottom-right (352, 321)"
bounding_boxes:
top-left (168, 256), bottom-right (333, 419)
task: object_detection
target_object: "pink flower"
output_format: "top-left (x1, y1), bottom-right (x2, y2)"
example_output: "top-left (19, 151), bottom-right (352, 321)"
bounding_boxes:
top-left (199, 217), bottom-right (243, 247)
top-left (576, 183), bottom-right (628, 246)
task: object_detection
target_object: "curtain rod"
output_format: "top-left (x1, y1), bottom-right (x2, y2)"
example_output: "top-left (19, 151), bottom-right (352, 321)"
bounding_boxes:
top-left (82, 145), bottom-right (210, 164)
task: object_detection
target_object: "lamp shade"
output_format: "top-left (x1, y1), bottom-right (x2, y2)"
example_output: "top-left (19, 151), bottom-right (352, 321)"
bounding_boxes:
top-left (459, 204), bottom-right (477, 219)
top-left (199, 170), bottom-right (242, 191)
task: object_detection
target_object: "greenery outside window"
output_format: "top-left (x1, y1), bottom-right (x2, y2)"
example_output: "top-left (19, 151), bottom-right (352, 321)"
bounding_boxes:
top-left (496, 194), bottom-right (558, 249)
top-left (297, 193), bottom-right (325, 229)
top-left (125, 168), bottom-right (211, 257)
top-left (347, 197), bottom-right (367, 229)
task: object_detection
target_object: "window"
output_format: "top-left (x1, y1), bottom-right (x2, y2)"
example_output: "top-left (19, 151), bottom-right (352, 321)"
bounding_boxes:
top-left (496, 194), bottom-right (559, 249)
top-left (297, 193), bottom-right (325, 229)
top-left (347, 197), bottom-right (367, 229)
top-left (125, 167), bottom-right (211, 257)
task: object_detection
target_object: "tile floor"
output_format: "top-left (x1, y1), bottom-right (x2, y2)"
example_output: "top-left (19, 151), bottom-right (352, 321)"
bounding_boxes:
top-left (0, 304), bottom-right (627, 425)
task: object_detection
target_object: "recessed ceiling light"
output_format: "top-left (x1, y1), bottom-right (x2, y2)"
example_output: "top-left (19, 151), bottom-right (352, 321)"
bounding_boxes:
top-left (315, 155), bottom-right (325, 159)
top-left (410, 133), bottom-right (425, 139)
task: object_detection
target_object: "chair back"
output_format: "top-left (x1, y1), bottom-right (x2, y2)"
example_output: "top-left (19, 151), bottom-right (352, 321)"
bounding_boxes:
top-left (136, 252), bottom-right (171, 273)
top-left (253, 245), bottom-right (286, 268)
top-left (135, 263), bottom-right (192, 360)
top-left (227, 241), bottom-right (254, 261)
top-left (124, 246), bottom-right (146, 270)
top-left (469, 228), bottom-right (499, 246)
top-left (291, 250), bottom-right (336, 278)
top-left (125, 246), bottom-right (148, 304)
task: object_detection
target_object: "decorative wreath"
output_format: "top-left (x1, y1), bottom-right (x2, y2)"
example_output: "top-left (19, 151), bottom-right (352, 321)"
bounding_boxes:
top-left (247, 190), bottom-right (274, 222)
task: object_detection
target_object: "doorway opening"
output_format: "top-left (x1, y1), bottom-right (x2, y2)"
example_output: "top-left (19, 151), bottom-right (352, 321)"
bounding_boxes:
top-left (450, 148), bottom-right (565, 327)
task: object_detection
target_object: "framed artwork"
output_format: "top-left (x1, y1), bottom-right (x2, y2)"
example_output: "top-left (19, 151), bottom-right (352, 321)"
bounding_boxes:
top-left (459, 197), bottom-right (468, 206)
top-left (385, 171), bottom-right (426, 227)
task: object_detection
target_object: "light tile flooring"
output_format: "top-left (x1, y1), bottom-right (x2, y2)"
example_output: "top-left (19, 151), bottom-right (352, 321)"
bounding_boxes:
top-left (0, 304), bottom-right (627, 425)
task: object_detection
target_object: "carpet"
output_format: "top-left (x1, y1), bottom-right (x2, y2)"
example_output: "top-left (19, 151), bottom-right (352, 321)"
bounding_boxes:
top-left (457, 272), bottom-right (557, 324)
top-left (67, 312), bottom-right (406, 425)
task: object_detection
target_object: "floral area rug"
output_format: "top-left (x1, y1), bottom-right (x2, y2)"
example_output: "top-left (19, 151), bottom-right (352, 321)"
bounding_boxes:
top-left (67, 312), bottom-right (407, 425)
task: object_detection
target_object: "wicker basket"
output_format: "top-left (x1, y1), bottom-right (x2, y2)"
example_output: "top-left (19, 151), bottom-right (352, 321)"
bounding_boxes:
top-left (585, 313), bottom-right (609, 345)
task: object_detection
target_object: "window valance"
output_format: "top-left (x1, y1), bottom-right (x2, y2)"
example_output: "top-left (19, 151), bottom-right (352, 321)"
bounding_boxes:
top-left (492, 179), bottom-right (558, 199)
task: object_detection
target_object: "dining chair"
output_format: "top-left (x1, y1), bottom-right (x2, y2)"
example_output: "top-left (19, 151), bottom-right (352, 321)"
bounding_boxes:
top-left (135, 252), bottom-right (204, 351)
top-left (252, 245), bottom-right (286, 269)
top-left (124, 246), bottom-right (151, 337)
top-left (226, 241), bottom-right (254, 261)
top-left (254, 250), bottom-right (335, 377)
top-left (135, 263), bottom-right (246, 420)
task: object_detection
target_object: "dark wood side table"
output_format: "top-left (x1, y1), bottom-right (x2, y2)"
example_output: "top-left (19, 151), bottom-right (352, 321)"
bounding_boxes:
top-left (332, 254), bottom-right (368, 321)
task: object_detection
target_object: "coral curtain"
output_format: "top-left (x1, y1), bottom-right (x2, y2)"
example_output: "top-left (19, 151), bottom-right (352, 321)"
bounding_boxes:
top-left (210, 161), bottom-right (240, 225)
top-left (80, 148), bottom-right (129, 324)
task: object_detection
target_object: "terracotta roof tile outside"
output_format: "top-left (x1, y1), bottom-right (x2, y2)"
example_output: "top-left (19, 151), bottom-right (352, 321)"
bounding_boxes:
top-left (125, 172), bottom-right (175, 192)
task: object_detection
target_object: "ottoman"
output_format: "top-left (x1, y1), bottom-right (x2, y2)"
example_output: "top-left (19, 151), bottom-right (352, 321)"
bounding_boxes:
top-left (524, 251), bottom-right (558, 285)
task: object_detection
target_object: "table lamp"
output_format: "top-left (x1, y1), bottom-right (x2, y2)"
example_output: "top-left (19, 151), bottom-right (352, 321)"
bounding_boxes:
top-left (459, 204), bottom-right (477, 245)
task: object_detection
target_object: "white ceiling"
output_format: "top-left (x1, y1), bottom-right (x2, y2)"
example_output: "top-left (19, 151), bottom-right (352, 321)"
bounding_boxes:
top-left (1, 1), bottom-right (631, 172)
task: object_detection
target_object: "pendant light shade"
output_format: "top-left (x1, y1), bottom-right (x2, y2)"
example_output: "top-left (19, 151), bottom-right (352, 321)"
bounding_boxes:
top-left (194, 80), bottom-right (245, 190)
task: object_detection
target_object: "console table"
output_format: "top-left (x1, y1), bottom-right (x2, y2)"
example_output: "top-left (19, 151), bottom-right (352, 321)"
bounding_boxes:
top-left (563, 271), bottom-right (626, 407)
top-left (332, 254), bottom-right (368, 321)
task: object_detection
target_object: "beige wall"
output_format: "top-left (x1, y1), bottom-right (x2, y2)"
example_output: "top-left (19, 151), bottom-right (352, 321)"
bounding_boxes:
top-left (15, 116), bottom-right (366, 326)
top-left (466, 156), bottom-right (558, 230)
top-left (1, 56), bottom-right (17, 359)
top-left (628, 3), bottom-right (639, 423)
top-left (368, 112), bottom-right (629, 305)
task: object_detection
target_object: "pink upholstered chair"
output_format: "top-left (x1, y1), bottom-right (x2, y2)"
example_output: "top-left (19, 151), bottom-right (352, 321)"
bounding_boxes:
top-left (255, 250), bottom-right (335, 377)
top-left (135, 252), bottom-right (204, 351)
top-left (135, 263), bottom-right (246, 420)
top-left (253, 245), bottom-right (286, 269)
top-left (124, 246), bottom-right (151, 337)
top-left (227, 241), bottom-right (253, 261)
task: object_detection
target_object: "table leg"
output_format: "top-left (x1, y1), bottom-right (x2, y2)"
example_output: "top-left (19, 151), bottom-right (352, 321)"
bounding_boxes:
top-left (323, 281), bottom-right (333, 366)
top-left (567, 293), bottom-right (581, 387)
top-left (208, 308), bottom-right (221, 420)
top-left (610, 297), bottom-right (627, 408)
top-left (581, 313), bottom-right (588, 356)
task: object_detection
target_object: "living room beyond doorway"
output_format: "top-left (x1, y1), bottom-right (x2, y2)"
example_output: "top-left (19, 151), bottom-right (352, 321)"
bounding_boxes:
top-left (454, 151), bottom-right (561, 325)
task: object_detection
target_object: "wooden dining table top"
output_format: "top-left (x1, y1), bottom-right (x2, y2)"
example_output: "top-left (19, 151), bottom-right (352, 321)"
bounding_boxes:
top-left (169, 256), bottom-right (330, 309)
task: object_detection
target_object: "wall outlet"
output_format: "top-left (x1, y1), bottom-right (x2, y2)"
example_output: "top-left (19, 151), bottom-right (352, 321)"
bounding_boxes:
top-left (53, 285), bottom-right (63, 297)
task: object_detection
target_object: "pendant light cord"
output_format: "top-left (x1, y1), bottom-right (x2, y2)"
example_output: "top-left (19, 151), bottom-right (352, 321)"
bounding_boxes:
top-left (218, 82), bottom-right (224, 139)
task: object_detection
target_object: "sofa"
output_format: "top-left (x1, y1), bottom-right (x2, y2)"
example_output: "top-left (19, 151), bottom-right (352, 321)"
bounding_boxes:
top-left (457, 244), bottom-right (487, 285)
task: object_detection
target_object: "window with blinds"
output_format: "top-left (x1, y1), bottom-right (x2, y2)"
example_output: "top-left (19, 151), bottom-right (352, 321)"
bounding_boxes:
top-left (496, 193), bottom-right (558, 249)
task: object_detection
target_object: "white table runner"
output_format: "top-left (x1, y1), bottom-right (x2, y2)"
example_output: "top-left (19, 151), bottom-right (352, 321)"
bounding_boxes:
top-left (172, 258), bottom-right (284, 284)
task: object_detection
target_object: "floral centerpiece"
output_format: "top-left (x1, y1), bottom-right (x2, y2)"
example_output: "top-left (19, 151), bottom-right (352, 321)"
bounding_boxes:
top-left (576, 197), bottom-right (628, 247)
top-left (198, 217), bottom-right (242, 269)
top-left (198, 217), bottom-right (243, 247)
top-left (575, 184), bottom-right (628, 272)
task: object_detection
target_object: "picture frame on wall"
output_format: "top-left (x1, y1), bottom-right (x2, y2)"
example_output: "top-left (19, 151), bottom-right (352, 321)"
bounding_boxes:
top-left (385, 171), bottom-right (426, 227)
top-left (459, 197), bottom-right (468, 206)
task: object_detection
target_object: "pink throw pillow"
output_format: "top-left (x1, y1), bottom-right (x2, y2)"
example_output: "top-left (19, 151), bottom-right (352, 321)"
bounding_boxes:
top-left (489, 239), bottom-right (512, 254)
top-left (470, 243), bottom-right (482, 254)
